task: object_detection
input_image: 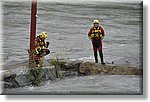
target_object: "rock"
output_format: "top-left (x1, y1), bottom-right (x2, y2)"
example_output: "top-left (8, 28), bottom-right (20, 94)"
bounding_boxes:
top-left (4, 74), bottom-right (20, 88)
top-left (3, 70), bottom-right (13, 78)
top-left (42, 66), bottom-right (57, 81)
top-left (3, 66), bottom-right (56, 88)
top-left (79, 62), bottom-right (102, 75)
top-left (3, 60), bottom-right (143, 89)
top-left (79, 62), bottom-right (143, 75)
top-left (62, 60), bottom-right (83, 71)
top-left (60, 60), bottom-right (83, 77)
top-left (61, 70), bottom-right (79, 76)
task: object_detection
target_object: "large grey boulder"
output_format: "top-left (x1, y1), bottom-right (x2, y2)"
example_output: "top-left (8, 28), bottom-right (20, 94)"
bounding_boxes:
top-left (60, 60), bottom-right (83, 76)
top-left (3, 66), bottom-right (56, 88)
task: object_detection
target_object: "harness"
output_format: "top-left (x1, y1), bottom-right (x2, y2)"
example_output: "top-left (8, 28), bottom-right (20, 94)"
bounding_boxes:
top-left (35, 36), bottom-right (45, 48)
top-left (92, 27), bottom-right (102, 39)
top-left (35, 36), bottom-right (45, 55)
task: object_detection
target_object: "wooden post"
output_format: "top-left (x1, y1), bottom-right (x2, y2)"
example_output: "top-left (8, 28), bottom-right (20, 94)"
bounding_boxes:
top-left (29, 0), bottom-right (37, 68)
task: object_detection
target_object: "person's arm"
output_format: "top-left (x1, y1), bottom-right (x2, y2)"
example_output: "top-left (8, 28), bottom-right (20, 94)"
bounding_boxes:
top-left (88, 28), bottom-right (93, 40)
top-left (100, 27), bottom-right (105, 40)
top-left (45, 41), bottom-right (50, 48)
top-left (35, 37), bottom-right (39, 47)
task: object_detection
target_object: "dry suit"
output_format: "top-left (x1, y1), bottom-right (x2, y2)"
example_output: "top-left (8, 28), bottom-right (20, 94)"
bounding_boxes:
top-left (88, 26), bottom-right (105, 64)
top-left (34, 36), bottom-right (50, 64)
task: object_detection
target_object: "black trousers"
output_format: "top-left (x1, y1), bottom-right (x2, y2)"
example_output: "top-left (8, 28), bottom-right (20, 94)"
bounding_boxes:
top-left (92, 39), bottom-right (104, 63)
top-left (94, 49), bottom-right (104, 63)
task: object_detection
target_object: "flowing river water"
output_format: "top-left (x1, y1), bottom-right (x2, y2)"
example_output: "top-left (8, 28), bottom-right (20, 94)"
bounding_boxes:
top-left (1, 0), bottom-right (143, 94)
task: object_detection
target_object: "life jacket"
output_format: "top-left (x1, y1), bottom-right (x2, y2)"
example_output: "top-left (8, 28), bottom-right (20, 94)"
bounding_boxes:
top-left (35, 36), bottom-right (46, 55)
top-left (91, 27), bottom-right (103, 39)
top-left (35, 36), bottom-right (46, 48)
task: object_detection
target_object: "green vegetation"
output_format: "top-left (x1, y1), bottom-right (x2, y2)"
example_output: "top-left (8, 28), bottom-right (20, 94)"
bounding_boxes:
top-left (27, 67), bottom-right (44, 86)
top-left (49, 53), bottom-right (67, 78)
top-left (49, 57), bottom-right (66, 78)
top-left (27, 52), bottom-right (67, 86)
top-left (27, 55), bottom-right (44, 86)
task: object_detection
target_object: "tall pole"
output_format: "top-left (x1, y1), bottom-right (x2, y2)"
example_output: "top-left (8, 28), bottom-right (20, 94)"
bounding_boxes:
top-left (29, 0), bottom-right (37, 67)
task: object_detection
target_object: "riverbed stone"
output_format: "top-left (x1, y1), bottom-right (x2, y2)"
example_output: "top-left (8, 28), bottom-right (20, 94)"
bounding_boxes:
top-left (79, 62), bottom-right (143, 75)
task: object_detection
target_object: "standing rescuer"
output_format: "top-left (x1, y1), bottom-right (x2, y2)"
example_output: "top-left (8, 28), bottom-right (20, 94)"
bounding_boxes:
top-left (88, 20), bottom-right (105, 65)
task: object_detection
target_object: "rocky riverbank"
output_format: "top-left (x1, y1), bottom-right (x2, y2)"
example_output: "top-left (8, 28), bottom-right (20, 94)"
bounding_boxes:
top-left (2, 60), bottom-right (143, 89)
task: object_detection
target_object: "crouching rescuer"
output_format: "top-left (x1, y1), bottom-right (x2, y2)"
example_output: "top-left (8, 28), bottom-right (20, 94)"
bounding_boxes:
top-left (88, 20), bottom-right (105, 65)
top-left (34, 32), bottom-right (50, 66)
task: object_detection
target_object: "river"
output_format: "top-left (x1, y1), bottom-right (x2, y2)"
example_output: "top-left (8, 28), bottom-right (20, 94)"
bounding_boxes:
top-left (2, 0), bottom-right (142, 68)
top-left (1, 0), bottom-right (143, 95)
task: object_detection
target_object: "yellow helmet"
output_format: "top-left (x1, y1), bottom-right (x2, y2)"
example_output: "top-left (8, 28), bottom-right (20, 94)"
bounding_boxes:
top-left (40, 32), bottom-right (47, 39)
top-left (93, 19), bottom-right (100, 24)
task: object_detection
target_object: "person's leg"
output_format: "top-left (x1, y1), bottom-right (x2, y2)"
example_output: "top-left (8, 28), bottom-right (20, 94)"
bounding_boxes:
top-left (94, 50), bottom-right (98, 63)
top-left (99, 49), bottom-right (105, 65)
top-left (41, 48), bottom-right (50, 56)
top-left (93, 41), bottom-right (98, 63)
top-left (34, 55), bottom-right (40, 67)
top-left (45, 49), bottom-right (50, 55)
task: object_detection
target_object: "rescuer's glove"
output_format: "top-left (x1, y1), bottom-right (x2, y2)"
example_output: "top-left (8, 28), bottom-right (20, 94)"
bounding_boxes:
top-left (101, 36), bottom-right (104, 40)
top-left (35, 46), bottom-right (41, 55)
top-left (91, 34), bottom-right (95, 38)
top-left (46, 42), bottom-right (50, 48)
